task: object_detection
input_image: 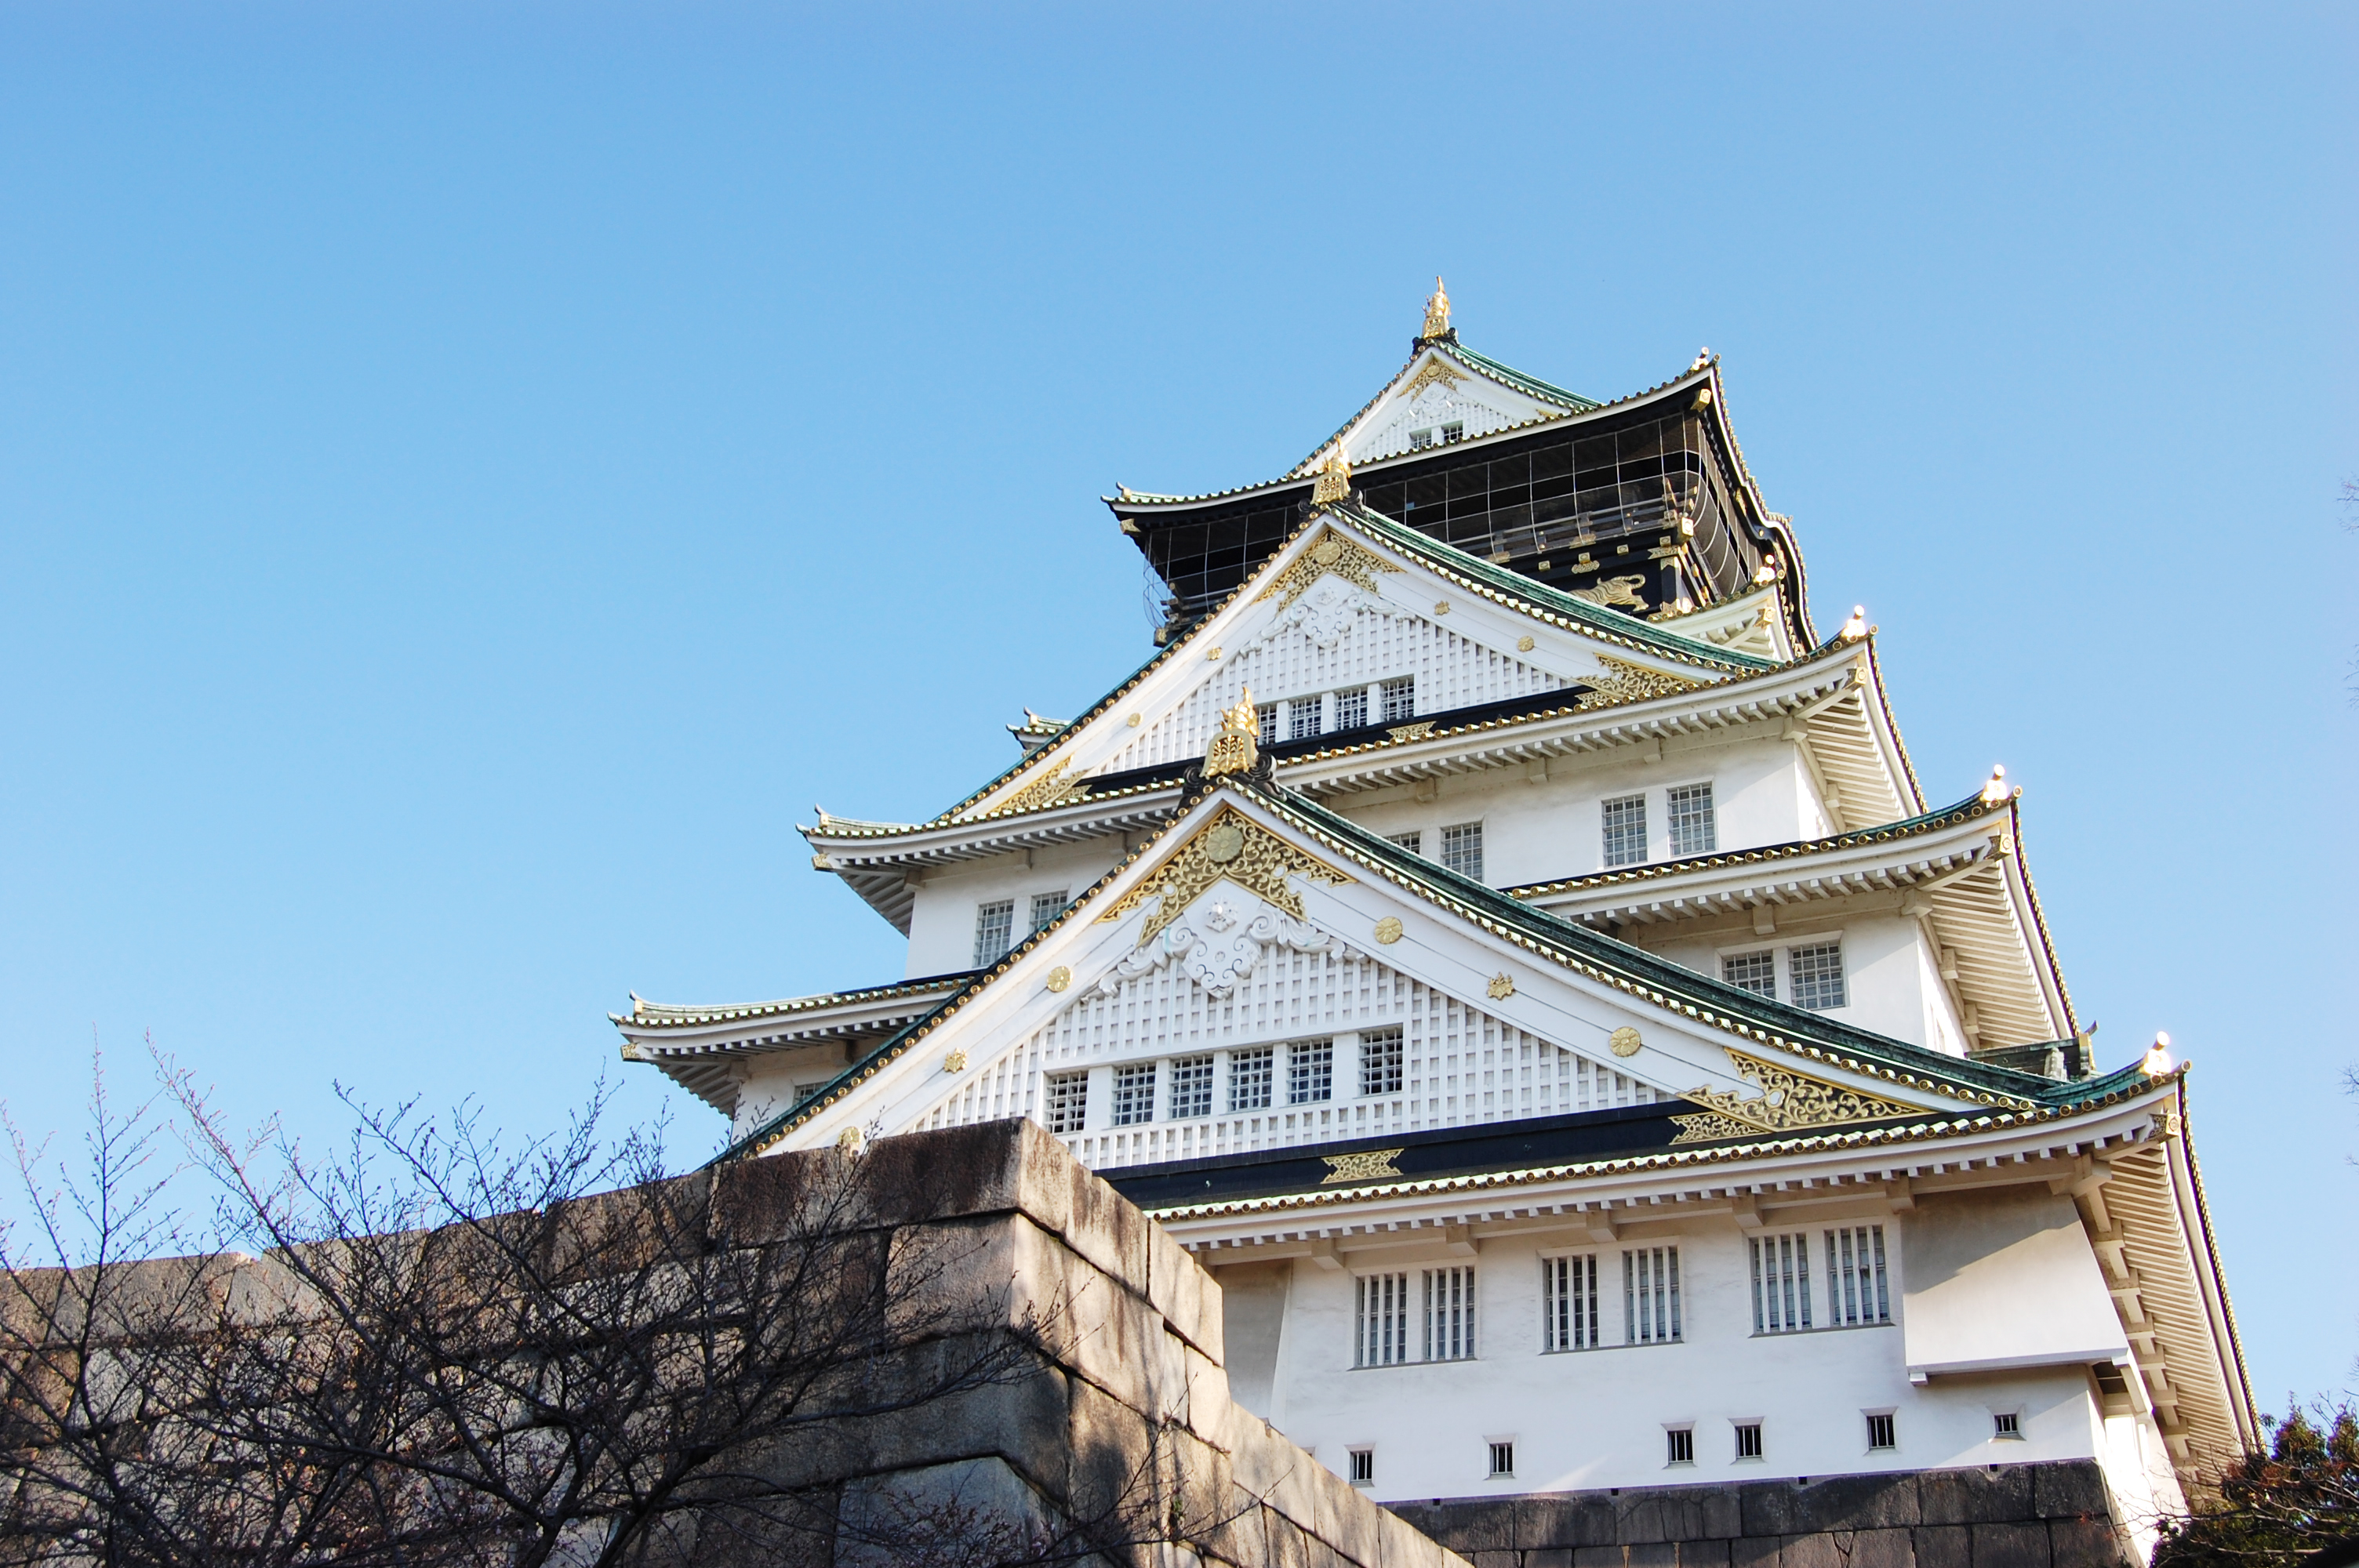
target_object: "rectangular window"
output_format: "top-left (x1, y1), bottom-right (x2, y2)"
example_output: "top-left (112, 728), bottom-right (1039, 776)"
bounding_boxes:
top-left (1541, 1254), bottom-right (1601, 1351)
top-left (1488, 1441), bottom-right (1515, 1478)
top-left (1624, 1247), bottom-right (1682, 1345)
top-left (1736, 1423), bottom-right (1764, 1461)
top-left (1866, 1412), bottom-right (1896, 1451)
top-left (1381, 677), bottom-right (1416, 724)
top-left (1256, 702), bottom-right (1278, 746)
top-left (1044, 1072), bottom-right (1088, 1134)
top-left (1355, 1272), bottom-right (1411, 1367)
top-left (1229, 1047), bottom-right (1274, 1112)
top-left (1667, 1428), bottom-right (1695, 1465)
top-left (1168, 1054), bottom-right (1213, 1120)
top-left (1288, 1040), bottom-right (1333, 1105)
top-left (972, 901), bottom-right (1015, 967)
top-left (1110, 1062), bottom-right (1156, 1127)
top-left (1440, 822), bottom-right (1484, 880)
top-left (1666, 782), bottom-right (1717, 856)
top-left (1424, 1266), bottom-right (1476, 1361)
top-left (1359, 1028), bottom-right (1403, 1097)
top-left (1028, 890), bottom-right (1067, 934)
top-left (1409, 429), bottom-right (1434, 451)
top-left (1289, 697), bottom-right (1323, 741)
top-left (1749, 1232), bottom-right (1814, 1334)
top-left (1440, 421), bottom-right (1464, 442)
top-left (1790, 942), bottom-right (1848, 1011)
top-left (1387, 829), bottom-right (1424, 856)
top-left (1334, 686), bottom-right (1368, 730)
top-left (1994, 1411), bottom-right (2022, 1439)
top-left (1350, 1448), bottom-right (1375, 1483)
top-left (1601, 793), bottom-right (1649, 868)
top-left (1723, 950), bottom-right (1776, 1000)
top-left (1825, 1225), bottom-right (1892, 1326)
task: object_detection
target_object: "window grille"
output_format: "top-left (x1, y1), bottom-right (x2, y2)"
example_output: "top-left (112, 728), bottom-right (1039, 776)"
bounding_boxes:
top-left (1381, 677), bottom-right (1416, 724)
top-left (1355, 1272), bottom-right (1411, 1367)
top-left (1288, 1040), bottom-right (1332, 1105)
top-left (1387, 829), bottom-right (1423, 856)
top-left (1110, 1063), bottom-right (1156, 1127)
top-left (1440, 422), bottom-right (1464, 442)
top-left (1256, 703), bottom-right (1278, 746)
top-left (1790, 942), bottom-right (1848, 1011)
top-left (1824, 1225), bottom-right (1891, 1325)
top-left (1044, 1072), bottom-right (1088, 1134)
top-left (1289, 698), bottom-right (1323, 741)
top-left (1666, 1428), bottom-right (1695, 1465)
top-left (1423, 1267), bottom-right (1476, 1361)
top-left (1723, 950), bottom-right (1776, 999)
top-left (1601, 793), bottom-right (1648, 867)
top-left (1735, 1423), bottom-right (1763, 1461)
top-left (1335, 685), bottom-right (1369, 730)
top-left (1541, 1254), bottom-right (1601, 1351)
top-left (1229, 1047), bottom-right (1273, 1112)
top-left (1168, 1054), bottom-right (1213, 1120)
top-left (1866, 1413), bottom-right (1896, 1450)
top-left (1749, 1232), bottom-right (1813, 1334)
top-left (1028, 890), bottom-right (1067, 934)
top-left (1666, 782), bottom-right (1717, 856)
top-left (1994, 1411), bottom-right (2022, 1439)
top-left (1350, 1448), bottom-right (1375, 1483)
top-left (1488, 1441), bottom-right (1514, 1478)
top-left (791, 1082), bottom-right (825, 1108)
top-left (1440, 822), bottom-right (1484, 880)
top-left (1360, 1028), bottom-right (1403, 1097)
top-left (1408, 429), bottom-right (1434, 451)
top-left (973, 901), bottom-right (1015, 967)
top-left (1624, 1247), bottom-right (1682, 1344)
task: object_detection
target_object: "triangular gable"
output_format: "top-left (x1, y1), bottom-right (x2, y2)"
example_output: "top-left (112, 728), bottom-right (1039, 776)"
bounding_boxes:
top-left (1303, 343), bottom-right (1595, 473)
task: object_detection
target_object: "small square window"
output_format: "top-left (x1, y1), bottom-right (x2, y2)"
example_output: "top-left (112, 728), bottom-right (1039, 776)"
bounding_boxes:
top-left (1441, 421), bottom-right (1464, 442)
top-left (1360, 1028), bottom-right (1404, 1097)
top-left (1488, 1441), bottom-right (1515, 1478)
top-left (1028, 890), bottom-right (1067, 934)
top-left (1790, 942), bottom-right (1848, 1011)
top-left (1168, 1054), bottom-right (1213, 1120)
top-left (1601, 793), bottom-right (1648, 868)
top-left (1440, 822), bottom-right (1484, 881)
top-left (1350, 1448), bottom-right (1375, 1484)
top-left (1866, 1412), bottom-right (1896, 1451)
top-left (1289, 698), bottom-right (1324, 741)
top-left (1667, 1428), bottom-right (1695, 1465)
top-left (1409, 429), bottom-right (1434, 451)
top-left (1110, 1063), bottom-right (1156, 1127)
top-left (973, 901), bottom-right (1015, 967)
top-left (1666, 782), bottom-right (1717, 856)
top-left (1044, 1072), bottom-right (1088, 1134)
top-left (1230, 1047), bottom-right (1274, 1112)
top-left (1723, 950), bottom-right (1776, 999)
top-left (1735, 1423), bottom-right (1763, 1461)
top-left (1289, 1040), bottom-right (1333, 1105)
top-left (1381, 677), bottom-right (1416, 724)
top-left (1387, 829), bottom-right (1424, 856)
top-left (1993, 1411), bottom-right (2022, 1440)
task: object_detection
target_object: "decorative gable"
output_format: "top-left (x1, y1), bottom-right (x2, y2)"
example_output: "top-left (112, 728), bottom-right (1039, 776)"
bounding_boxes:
top-left (1329, 347), bottom-right (1576, 468)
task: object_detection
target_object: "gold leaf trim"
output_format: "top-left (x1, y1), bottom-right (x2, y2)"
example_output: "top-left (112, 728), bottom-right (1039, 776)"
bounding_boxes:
top-left (1096, 804), bottom-right (1354, 945)
top-left (1668, 1049), bottom-right (1919, 1145)
top-left (1401, 358), bottom-right (1466, 400)
top-left (1575, 654), bottom-right (1707, 710)
top-left (1321, 1148), bottom-right (1405, 1185)
top-left (1252, 524), bottom-right (1402, 612)
top-left (981, 760), bottom-right (1089, 818)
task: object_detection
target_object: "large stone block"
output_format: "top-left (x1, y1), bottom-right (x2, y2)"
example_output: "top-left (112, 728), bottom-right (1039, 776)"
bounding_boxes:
top-left (1726, 1535), bottom-right (1780, 1568)
top-left (1967, 1523), bottom-right (2050, 1568)
top-left (1850, 1527), bottom-right (1917, 1568)
top-left (837, 1455), bottom-right (1057, 1568)
top-left (1913, 1526), bottom-right (1972, 1568)
top-left (1619, 1485), bottom-right (1743, 1544)
top-left (1779, 1474), bottom-right (1921, 1534)
top-left (2044, 1518), bottom-right (2132, 1568)
top-left (2028, 1463), bottom-right (2113, 1523)
top-left (1919, 1468), bottom-right (2035, 1528)
top-left (1145, 1218), bottom-right (1223, 1363)
top-left (1776, 1533), bottom-right (1848, 1568)
top-left (1680, 1539), bottom-right (1733, 1567)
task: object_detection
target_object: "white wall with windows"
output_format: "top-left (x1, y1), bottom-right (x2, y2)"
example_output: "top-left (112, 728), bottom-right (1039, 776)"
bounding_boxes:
top-left (1646, 913), bottom-right (1972, 1057)
top-left (900, 838), bottom-right (1132, 978)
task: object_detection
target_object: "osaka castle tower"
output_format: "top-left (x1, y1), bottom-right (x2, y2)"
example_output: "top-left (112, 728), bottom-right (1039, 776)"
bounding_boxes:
top-left (615, 284), bottom-right (2254, 1541)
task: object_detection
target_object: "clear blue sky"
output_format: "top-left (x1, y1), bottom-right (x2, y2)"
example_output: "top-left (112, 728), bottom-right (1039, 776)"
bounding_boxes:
top-left (2, 5), bottom-right (2351, 1405)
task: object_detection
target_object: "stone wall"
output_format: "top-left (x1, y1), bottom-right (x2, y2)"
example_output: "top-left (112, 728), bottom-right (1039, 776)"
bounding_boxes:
top-left (1387, 1461), bottom-right (2135, 1568)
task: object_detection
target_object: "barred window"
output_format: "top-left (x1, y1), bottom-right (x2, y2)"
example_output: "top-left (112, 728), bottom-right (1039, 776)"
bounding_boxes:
top-left (1110, 1063), bottom-right (1156, 1127)
top-left (1256, 703), bottom-right (1278, 746)
top-left (1667, 782), bottom-right (1717, 856)
top-left (1355, 1272), bottom-right (1412, 1367)
top-left (1387, 829), bottom-right (1423, 856)
top-left (1749, 1232), bottom-right (1814, 1334)
top-left (1790, 942), bottom-right (1848, 1011)
top-left (1723, 950), bottom-right (1776, 999)
top-left (1028, 890), bottom-right (1067, 934)
top-left (973, 901), bottom-right (1015, 967)
top-left (1667, 1428), bottom-right (1695, 1465)
top-left (1350, 1448), bottom-right (1375, 1483)
top-left (1440, 822), bottom-right (1484, 880)
top-left (1825, 1225), bottom-right (1892, 1326)
top-left (1424, 1266), bottom-right (1476, 1361)
top-left (1624, 1247), bottom-right (1682, 1344)
top-left (1289, 697), bottom-right (1324, 741)
top-left (1288, 1040), bottom-right (1332, 1105)
top-left (1229, 1046), bottom-right (1273, 1112)
top-left (1334, 685), bottom-right (1369, 730)
top-left (1488, 1441), bottom-right (1514, 1478)
top-left (1381, 677), bottom-right (1416, 724)
top-left (1169, 1054), bottom-right (1213, 1120)
top-left (1866, 1413), bottom-right (1896, 1450)
top-left (1736, 1423), bottom-right (1764, 1461)
top-left (1360, 1028), bottom-right (1403, 1097)
top-left (1542, 1254), bottom-right (1601, 1351)
top-left (1044, 1072), bottom-right (1088, 1134)
top-left (1601, 794), bottom-right (1648, 867)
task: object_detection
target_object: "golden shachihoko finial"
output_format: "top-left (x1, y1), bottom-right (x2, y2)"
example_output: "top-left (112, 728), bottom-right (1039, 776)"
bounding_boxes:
top-left (1311, 448), bottom-right (1353, 505)
top-left (1422, 277), bottom-right (1451, 339)
top-left (1204, 688), bottom-right (1262, 778)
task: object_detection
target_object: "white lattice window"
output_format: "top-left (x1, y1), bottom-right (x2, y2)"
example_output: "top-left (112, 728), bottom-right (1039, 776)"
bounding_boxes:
top-left (1790, 942), bottom-right (1848, 1011)
top-left (1044, 1071), bottom-right (1088, 1134)
top-left (1288, 1040), bottom-right (1332, 1105)
top-left (1441, 822), bottom-right (1484, 881)
top-left (1360, 1028), bottom-right (1403, 1097)
top-left (1355, 1272), bottom-right (1412, 1367)
top-left (1424, 1267), bottom-right (1476, 1361)
top-left (1028, 890), bottom-right (1067, 934)
top-left (1169, 1054), bottom-right (1213, 1120)
top-left (1408, 429), bottom-right (1434, 451)
top-left (1749, 1232), bottom-right (1814, 1334)
top-left (1289, 697), bottom-right (1323, 741)
top-left (1624, 1247), bottom-right (1682, 1345)
top-left (1723, 950), bottom-right (1776, 999)
top-left (973, 901), bottom-right (1014, 967)
top-left (1387, 829), bottom-right (1423, 856)
top-left (1825, 1225), bottom-right (1891, 1326)
top-left (1229, 1047), bottom-right (1273, 1112)
top-left (1110, 1063), bottom-right (1156, 1127)
top-left (1667, 782), bottom-right (1717, 856)
top-left (1381, 677), bottom-right (1416, 724)
top-left (1256, 703), bottom-right (1278, 745)
top-left (1601, 794), bottom-right (1648, 868)
top-left (1335, 686), bottom-right (1369, 730)
top-left (1541, 1254), bottom-right (1601, 1352)
top-left (1440, 422), bottom-right (1464, 442)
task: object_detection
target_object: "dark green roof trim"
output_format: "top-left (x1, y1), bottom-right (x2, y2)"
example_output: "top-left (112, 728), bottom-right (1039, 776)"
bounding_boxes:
top-left (1445, 342), bottom-right (1602, 411)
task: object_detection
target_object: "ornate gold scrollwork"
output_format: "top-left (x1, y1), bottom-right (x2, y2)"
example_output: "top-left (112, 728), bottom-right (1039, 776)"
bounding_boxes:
top-left (1255, 524), bottom-right (1401, 612)
top-left (1574, 654), bottom-right (1707, 710)
top-left (1096, 804), bottom-right (1354, 945)
top-left (1321, 1148), bottom-right (1405, 1185)
top-left (1668, 1050), bottom-right (1920, 1145)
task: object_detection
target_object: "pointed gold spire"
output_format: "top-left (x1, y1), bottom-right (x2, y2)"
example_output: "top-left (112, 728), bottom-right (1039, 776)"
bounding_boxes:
top-left (1421, 276), bottom-right (1452, 339)
top-left (1311, 448), bottom-right (1353, 505)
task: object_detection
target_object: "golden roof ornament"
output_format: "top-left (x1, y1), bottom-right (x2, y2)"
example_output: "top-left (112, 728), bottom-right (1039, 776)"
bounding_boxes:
top-left (1311, 448), bottom-right (1354, 505)
top-left (1421, 276), bottom-right (1452, 340)
top-left (1203, 687), bottom-right (1261, 778)
top-left (1838, 604), bottom-right (1868, 643)
top-left (1977, 764), bottom-right (2012, 807)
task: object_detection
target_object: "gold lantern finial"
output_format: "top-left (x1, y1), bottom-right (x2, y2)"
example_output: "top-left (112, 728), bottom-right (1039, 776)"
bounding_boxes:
top-left (1204, 688), bottom-right (1262, 778)
top-left (1311, 448), bottom-right (1353, 505)
top-left (1422, 276), bottom-right (1451, 339)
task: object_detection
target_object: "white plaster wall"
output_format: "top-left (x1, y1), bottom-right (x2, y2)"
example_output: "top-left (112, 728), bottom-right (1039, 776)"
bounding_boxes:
top-left (902, 839), bottom-right (1129, 978)
top-left (1644, 915), bottom-right (1948, 1051)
